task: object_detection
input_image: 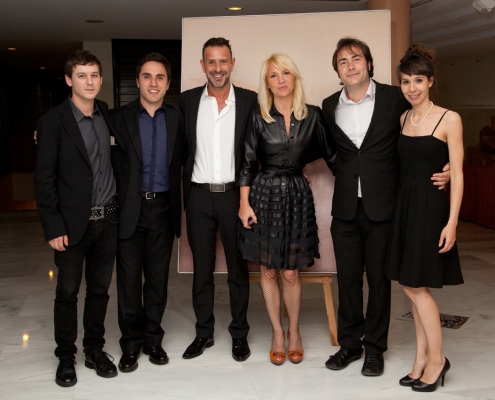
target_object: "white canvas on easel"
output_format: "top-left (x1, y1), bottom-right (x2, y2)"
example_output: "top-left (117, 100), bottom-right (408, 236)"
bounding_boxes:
top-left (179, 10), bottom-right (391, 274)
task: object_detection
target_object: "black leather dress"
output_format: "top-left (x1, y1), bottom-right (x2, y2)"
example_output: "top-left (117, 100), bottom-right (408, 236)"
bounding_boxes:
top-left (237, 104), bottom-right (332, 270)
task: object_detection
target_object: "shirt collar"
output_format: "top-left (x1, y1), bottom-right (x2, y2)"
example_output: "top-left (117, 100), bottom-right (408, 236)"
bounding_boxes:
top-left (69, 96), bottom-right (100, 122)
top-left (201, 83), bottom-right (236, 106)
top-left (339, 79), bottom-right (376, 105)
top-left (138, 100), bottom-right (165, 115)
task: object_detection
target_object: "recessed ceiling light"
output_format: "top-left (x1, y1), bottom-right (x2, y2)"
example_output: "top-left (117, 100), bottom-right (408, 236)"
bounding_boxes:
top-left (227, 7), bottom-right (243, 11)
top-left (85, 20), bottom-right (105, 23)
top-left (7, 47), bottom-right (16, 51)
top-left (40, 67), bottom-right (46, 70)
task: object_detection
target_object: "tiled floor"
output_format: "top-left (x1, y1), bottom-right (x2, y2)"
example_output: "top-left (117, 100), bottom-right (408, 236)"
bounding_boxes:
top-left (1, 211), bottom-right (494, 399)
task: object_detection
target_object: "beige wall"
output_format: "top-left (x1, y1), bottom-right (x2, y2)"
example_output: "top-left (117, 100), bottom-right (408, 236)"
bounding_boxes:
top-left (83, 41), bottom-right (114, 108)
top-left (433, 52), bottom-right (495, 147)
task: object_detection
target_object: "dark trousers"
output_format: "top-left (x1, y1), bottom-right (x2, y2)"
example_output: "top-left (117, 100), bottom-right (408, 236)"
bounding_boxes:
top-left (330, 199), bottom-right (391, 354)
top-left (116, 194), bottom-right (175, 353)
top-left (186, 186), bottom-right (250, 339)
top-left (54, 213), bottom-right (117, 358)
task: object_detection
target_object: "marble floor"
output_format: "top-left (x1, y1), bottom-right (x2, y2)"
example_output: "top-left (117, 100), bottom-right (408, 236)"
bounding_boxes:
top-left (1, 211), bottom-right (495, 400)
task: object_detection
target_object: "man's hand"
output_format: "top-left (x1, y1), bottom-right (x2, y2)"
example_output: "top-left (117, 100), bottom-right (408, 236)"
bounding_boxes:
top-left (431, 162), bottom-right (450, 190)
top-left (48, 235), bottom-right (68, 251)
top-left (33, 130), bottom-right (37, 145)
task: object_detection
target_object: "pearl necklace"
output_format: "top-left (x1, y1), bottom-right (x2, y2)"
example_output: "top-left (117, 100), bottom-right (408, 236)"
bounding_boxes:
top-left (410, 101), bottom-right (433, 127)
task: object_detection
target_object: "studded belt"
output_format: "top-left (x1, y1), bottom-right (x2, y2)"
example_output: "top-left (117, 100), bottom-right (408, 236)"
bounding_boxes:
top-left (89, 201), bottom-right (117, 220)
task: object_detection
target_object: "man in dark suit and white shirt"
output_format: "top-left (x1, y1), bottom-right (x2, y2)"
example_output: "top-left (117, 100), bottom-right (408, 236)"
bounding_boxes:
top-left (321, 38), bottom-right (449, 376)
top-left (109, 53), bottom-right (184, 372)
top-left (34, 50), bottom-right (118, 387)
top-left (179, 37), bottom-right (257, 361)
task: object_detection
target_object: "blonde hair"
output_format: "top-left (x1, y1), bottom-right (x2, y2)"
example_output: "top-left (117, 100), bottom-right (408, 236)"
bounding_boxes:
top-left (258, 53), bottom-right (308, 123)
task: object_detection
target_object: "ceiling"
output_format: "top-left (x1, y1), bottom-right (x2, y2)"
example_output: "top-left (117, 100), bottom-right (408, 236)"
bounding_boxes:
top-left (0, 0), bottom-right (494, 73)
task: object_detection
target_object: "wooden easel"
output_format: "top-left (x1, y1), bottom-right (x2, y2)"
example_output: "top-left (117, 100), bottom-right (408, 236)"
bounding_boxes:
top-left (249, 272), bottom-right (339, 346)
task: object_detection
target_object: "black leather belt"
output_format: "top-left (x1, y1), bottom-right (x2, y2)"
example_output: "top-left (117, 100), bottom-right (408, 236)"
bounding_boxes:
top-left (90, 201), bottom-right (117, 220)
top-left (141, 191), bottom-right (168, 200)
top-left (191, 182), bottom-right (236, 192)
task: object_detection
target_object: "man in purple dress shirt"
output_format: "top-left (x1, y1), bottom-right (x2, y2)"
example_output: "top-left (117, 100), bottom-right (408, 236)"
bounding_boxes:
top-left (109, 53), bottom-right (184, 372)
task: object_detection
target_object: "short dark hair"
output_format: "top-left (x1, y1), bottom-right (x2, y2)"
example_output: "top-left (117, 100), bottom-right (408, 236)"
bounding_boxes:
top-left (64, 50), bottom-right (102, 77)
top-left (202, 37), bottom-right (232, 59)
top-left (135, 52), bottom-right (172, 81)
top-left (396, 43), bottom-right (435, 81)
top-left (332, 37), bottom-right (374, 78)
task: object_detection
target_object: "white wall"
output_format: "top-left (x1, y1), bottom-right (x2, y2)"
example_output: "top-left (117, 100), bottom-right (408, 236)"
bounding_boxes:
top-left (83, 41), bottom-right (114, 108)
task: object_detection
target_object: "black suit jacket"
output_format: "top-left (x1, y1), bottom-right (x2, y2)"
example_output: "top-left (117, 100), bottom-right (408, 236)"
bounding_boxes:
top-left (179, 84), bottom-right (258, 208)
top-left (34, 98), bottom-right (113, 245)
top-left (109, 99), bottom-right (184, 240)
top-left (322, 81), bottom-right (409, 222)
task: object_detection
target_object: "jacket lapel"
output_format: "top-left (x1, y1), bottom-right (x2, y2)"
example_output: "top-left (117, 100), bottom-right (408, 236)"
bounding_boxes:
top-left (123, 99), bottom-right (143, 163)
top-left (59, 99), bottom-right (91, 166)
top-left (189, 86), bottom-right (203, 152)
top-left (233, 85), bottom-right (244, 152)
top-left (361, 80), bottom-right (388, 148)
top-left (165, 106), bottom-right (177, 166)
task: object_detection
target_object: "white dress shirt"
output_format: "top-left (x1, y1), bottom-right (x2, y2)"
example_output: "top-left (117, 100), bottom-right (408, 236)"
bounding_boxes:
top-left (335, 79), bottom-right (376, 197)
top-left (192, 83), bottom-right (236, 184)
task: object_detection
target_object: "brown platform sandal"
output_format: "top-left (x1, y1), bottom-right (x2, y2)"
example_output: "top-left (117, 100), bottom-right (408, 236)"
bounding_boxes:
top-left (288, 349), bottom-right (304, 364)
top-left (287, 332), bottom-right (304, 364)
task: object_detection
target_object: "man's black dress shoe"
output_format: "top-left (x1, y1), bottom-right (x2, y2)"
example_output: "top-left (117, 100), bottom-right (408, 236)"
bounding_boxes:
top-left (85, 351), bottom-right (118, 378)
top-left (118, 351), bottom-right (140, 372)
top-left (182, 337), bottom-right (214, 359)
top-left (399, 373), bottom-right (421, 387)
top-left (232, 338), bottom-right (250, 362)
top-left (361, 353), bottom-right (384, 376)
top-left (143, 346), bottom-right (169, 365)
top-left (325, 347), bottom-right (362, 370)
top-left (55, 356), bottom-right (77, 387)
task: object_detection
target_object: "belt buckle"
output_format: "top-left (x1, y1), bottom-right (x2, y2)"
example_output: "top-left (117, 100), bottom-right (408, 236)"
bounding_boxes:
top-left (90, 205), bottom-right (105, 220)
top-left (210, 183), bottom-right (225, 193)
top-left (144, 192), bottom-right (155, 200)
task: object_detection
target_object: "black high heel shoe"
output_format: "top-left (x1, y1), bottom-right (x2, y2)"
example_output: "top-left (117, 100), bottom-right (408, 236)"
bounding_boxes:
top-left (412, 358), bottom-right (450, 392)
top-left (399, 374), bottom-right (421, 387)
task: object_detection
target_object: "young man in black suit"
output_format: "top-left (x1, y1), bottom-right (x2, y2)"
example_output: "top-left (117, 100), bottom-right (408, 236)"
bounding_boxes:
top-left (34, 50), bottom-right (118, 387)
top-left (109, 53), bottom-right (184, 372)
top-left (180, 37), bottom-right (257, 361)
top-left (322, 38), bottom-right (449, 376)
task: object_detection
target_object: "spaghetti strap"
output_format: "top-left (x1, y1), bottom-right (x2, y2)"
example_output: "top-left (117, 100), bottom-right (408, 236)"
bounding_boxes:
top-left (401, 110), bottom-right (410, 134)
top-left (431, 110), bottom-right (449, 136)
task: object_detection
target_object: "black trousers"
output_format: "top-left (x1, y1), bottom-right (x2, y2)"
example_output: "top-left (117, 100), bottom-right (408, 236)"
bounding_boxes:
top-left (54, 213), bottom-right (117, 358)
top-left (186, 186), bottom-right (250, 339)
top-left (116, 194), bottom-right (175, 353)
top-left (330, 199), bottom-right (391, 354)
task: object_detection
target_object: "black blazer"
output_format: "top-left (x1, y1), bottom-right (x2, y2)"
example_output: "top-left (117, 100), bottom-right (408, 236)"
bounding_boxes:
top-left (34, 98), bottom-right (113, 245)
top-left (179, 84), bottom-right (258, 208)
top-left (322, 81), bottom-right (409, 222)
top-left (109, 99), bottom-right (184, 239)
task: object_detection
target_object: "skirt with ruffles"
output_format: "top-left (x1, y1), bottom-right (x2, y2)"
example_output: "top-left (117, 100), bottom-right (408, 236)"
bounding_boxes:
top-left (238, 171), bottom-right (319, 270)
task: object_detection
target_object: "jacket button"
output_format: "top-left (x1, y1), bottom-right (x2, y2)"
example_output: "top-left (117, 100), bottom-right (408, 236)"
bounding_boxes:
top-left (139, 168), bottom-right (142, 172)
top-left (354, 174), bottom-right (359, 178)
top-left (86, 196), bottom-right (90, 201)
top-left (358, 151), bottom-right (361, 154)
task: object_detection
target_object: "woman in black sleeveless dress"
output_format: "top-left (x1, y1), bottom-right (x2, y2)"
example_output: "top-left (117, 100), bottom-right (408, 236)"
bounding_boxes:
top-left (387, 45), bottom-right (464, 392)
top-left (238, 54), bottom-right (332, 365)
